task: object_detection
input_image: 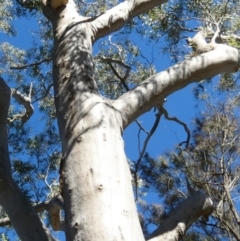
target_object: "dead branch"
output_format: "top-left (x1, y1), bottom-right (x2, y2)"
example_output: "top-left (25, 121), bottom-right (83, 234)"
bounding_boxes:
top-left (10, 58), bottom-right (52, 70)
top-left (134, 110), bottom-right (162, 200)
top-left (159, 106), bottom-right (190, 148)
top-left (10, 86), bottom-right (34, 124)
top-left (0, 195), bottom-right (65, 231)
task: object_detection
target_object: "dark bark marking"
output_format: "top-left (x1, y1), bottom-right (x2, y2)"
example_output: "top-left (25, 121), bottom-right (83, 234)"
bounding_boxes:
top-left (59, 157), bottom-right (66, 196)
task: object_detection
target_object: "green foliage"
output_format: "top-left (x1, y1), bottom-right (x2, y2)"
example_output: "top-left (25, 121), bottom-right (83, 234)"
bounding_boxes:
top-left (228, 36), bottom-right (240, 48)
top-left (139, 93), bottom-right (240, 239)
top-left (0, 234), bottom-right (10, 241)
top-left (0, 0), bottom-right (15, 35)
top-left (1, 0), bottom-right (240, 240)
top-left (0, 42), bottom-right (26, 75)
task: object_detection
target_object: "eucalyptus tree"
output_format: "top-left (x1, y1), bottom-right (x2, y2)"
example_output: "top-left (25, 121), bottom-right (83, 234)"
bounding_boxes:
top-left (0, 0), bottom-right (240, 241)
top-left (185, 96), bottom-right (240, 241)
top-left (140, 92), bottom-right (240, 240)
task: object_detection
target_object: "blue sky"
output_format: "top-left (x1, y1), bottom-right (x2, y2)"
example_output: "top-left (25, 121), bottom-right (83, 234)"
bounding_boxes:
top-left (0, 10), bottom-right (203, 240)
top-left (1, 16), bottom-right (200, 159)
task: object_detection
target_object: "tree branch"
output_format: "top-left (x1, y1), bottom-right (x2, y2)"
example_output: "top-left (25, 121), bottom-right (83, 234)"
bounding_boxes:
top-left (113, 44), bottom-right (240, 129)
top-left (0, 195), bottom-right (65, 231)
top-left (99, 56), bottom-right (131, 90)
top-left (48, 195), bottom-right (65, 231)
top-left (134, 109), bottom-right (162, 200)
top-left (91, 0), bottom-right (167, 41)
top-left (33, 83), bottom-right (54, 103)
top-left (147, 191), bottom-right (213, 241)
top-left (101, 56), bottom-right (150, 134)
top-left (10, 58), bottom-right (52, 70)
top-left (10, 87), bottom-right (34, 124)
top-left (159, 106), bottom-right (190, 147)
top-left (186, 31), bottom-right (214, 54)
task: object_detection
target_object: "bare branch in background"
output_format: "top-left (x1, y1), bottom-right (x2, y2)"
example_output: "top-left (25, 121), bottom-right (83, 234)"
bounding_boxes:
top-left (9, 86), bottom-right (34, 124)
top-left (97, 56), bottom-right (131, 90)
top-left (159, 106), bottom-right (190, 148)
top-left (0, 195), bottom-right (65, 231)
top-left (134, 110), bottom-right (162, 200)
top-left (10, 58), bottom-right (52, 70)
top-left (33, 83), bottom-right (53, 103)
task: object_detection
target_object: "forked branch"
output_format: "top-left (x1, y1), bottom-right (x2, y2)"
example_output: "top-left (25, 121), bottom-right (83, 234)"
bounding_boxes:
top-left (10, 84), bottom-right (34, 123)
top-left (114, 44), bottom-right (240, 129)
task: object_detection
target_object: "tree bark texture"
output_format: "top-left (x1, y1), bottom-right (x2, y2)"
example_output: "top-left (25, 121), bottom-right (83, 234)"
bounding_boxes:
top-left (42, 1), bottom-right (145, 240)
top-left (0, 0), bottom-right (237, 240)
top-left (147, 191), bottom-right (213, 241)
top-left (41, 0), bottom-right (240, 240)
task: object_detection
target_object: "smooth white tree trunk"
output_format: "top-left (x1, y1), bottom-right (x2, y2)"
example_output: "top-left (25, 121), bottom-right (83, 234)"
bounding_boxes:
top-left (0, 0), bottom-right (239, 240)
top-left (42, 0), bottom-right (240, 240)
top-left (42, 2), bottom-right (145, 240)
top-left (0, 78), bottom-right (55, 241)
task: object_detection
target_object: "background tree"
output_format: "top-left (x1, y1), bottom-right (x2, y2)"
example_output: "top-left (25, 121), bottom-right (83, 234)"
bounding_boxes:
top-left (0, 0), bottom-right (240, 241)
top-left (140, 91), bottom-right (240, 240)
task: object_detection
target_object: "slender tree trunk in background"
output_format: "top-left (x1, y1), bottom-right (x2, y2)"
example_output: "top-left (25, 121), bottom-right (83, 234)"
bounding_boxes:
top-left (0, 79), bottom-right (55, 241)
top-left (42, 1), bottom-right (145, 240)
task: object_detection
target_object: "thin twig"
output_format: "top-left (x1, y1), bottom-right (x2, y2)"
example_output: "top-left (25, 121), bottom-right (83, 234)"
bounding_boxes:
top-left (136, 120), bottom-right (149, 135)
top-left (102, 57), bottom-right (150, 134)
top-left (32, 83), bottom-right (53, 103)
top-left (10, 58), bottom-right (52, 70)
top-left (44, 163), bottom-right (52, 194)
top-left (159, 106), bottom-right (190, 148)
top-left (134, 110), bottom-right (162, 200)
top-left (108, 62), bottom-right (129, 90)
top-left (108, 36), bottom-right (123, 56)
top-left (98, 56), bottom-right (131, 90)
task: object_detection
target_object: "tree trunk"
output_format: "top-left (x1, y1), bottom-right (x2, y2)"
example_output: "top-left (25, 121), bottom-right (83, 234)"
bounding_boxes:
top-left (41, 1), bottom-right (240, 240)
top-left (42, 1), bottom-right (145, 240)
top-left (0, 78), bottom-right (55, 241)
